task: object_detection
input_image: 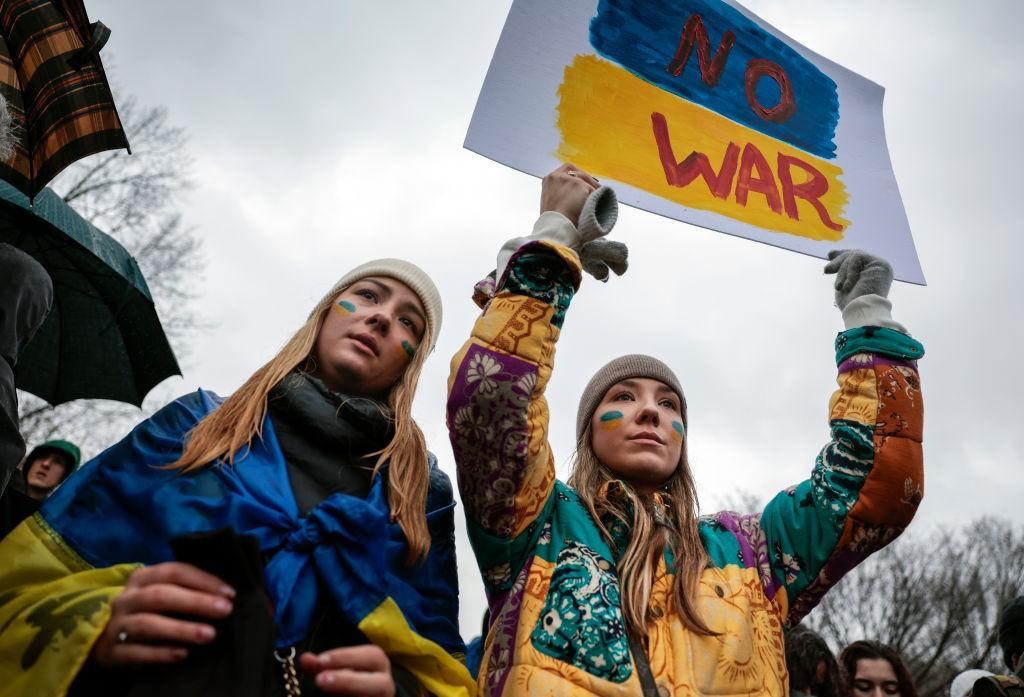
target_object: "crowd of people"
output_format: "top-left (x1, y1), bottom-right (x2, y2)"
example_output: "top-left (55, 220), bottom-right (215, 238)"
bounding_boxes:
top-left (0, 164), bottom-right (1012, 696)
top-left (784, 598), bottom-right (1024, 697)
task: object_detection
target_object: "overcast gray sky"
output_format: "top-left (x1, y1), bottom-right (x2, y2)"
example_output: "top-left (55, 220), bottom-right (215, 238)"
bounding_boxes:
top-left (84, 0), bottom-right (1024, 637)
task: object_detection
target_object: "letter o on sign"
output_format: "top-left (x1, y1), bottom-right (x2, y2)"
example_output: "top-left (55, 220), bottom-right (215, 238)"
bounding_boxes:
top-left (745, 58), bottom-right (796, 123)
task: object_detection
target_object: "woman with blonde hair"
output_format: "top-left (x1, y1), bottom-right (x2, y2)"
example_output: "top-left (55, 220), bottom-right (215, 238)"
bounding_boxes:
top-left (0, 260), bottom-right (474, 697)
top-left (447, 164), bottom-right (925, 696)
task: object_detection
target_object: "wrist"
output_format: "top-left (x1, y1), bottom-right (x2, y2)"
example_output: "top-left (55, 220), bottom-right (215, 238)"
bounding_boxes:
top-left (532, 211), bottom-right (580, 247)
top-left (835, 325), bottom-right (924, 364)
top-left (841, 294), bottom-right (908, 334)
top-left (495, 212), bottom-right (581, 286)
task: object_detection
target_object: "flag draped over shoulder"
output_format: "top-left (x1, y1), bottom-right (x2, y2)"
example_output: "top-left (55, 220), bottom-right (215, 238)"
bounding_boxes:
top-left (0, 390), bottom-right (473, 697)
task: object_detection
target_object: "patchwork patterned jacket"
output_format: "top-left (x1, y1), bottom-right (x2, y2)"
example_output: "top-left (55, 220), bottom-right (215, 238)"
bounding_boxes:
top-left (447, 240), bottom-right (924, 696)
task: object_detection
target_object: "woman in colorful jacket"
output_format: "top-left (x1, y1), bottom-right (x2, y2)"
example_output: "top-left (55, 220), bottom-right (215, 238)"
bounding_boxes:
top-left (447, 164), bottom-right (924, 696)
top-left (0, 260), bottom-right (475, 697)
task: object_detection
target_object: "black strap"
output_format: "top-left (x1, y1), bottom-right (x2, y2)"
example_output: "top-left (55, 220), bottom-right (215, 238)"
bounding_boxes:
top-left (627, 634), bottom-right (660, 697)
top-left (67, 21), bottom-right (111, 70)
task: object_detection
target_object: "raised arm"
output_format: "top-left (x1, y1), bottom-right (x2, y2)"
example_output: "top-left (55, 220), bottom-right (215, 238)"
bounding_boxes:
top-left (719, 251), bottom-right (925, 626)
top-left (446, 165), bottom-right (621, 598)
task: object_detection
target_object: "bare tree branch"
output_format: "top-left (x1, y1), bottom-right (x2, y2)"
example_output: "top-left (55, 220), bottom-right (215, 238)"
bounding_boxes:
top-left (804, 518), bottom-right (1024, 697)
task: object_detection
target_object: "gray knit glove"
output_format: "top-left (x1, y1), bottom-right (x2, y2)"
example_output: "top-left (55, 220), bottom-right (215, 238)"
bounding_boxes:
top-left (579, 238), bottom-right (628, 281)
top-left (824, 249), bottom-right (893, 311)
top-left (495, 185), bottom-right (628, 283)
top-left (577, 186), bottom-right (627, 282)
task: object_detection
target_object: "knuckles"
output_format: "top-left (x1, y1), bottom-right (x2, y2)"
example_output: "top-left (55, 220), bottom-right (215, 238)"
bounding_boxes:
top-left (141, 584), bottom-right (173, 607)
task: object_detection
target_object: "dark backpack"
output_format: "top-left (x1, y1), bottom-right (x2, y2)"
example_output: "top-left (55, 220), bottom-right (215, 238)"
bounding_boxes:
top-left (973, 674), bottom-right (1024, 697)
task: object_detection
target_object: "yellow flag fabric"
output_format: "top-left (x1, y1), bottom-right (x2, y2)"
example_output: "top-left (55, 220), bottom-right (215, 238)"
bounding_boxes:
top-left (0, 515), bottom-right (137, 697)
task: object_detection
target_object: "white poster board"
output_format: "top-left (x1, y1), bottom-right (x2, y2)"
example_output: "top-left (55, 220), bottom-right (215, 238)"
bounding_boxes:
top-left (466, 0), bottom-right (925, 284)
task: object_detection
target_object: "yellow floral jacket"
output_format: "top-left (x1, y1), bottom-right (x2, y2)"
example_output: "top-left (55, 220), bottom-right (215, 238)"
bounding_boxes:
top-left (446, 241), bottom-right (924, 696)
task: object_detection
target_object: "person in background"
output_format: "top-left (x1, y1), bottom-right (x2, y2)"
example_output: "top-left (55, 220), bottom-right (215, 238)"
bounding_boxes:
top-left (950, 669), bottom-right (995, 697)
top-left (21, 438), bottom-right (80, 501)
top-left (0, 93), bottom-right (55, 497)
top-left (998, 598), bottom-right (1024, 678)
top-left (840, 640), bottom-right (919, 697)
top-left (787, 626), bottom-right (847, 697)
top-left (0, 439), bottom-right (79, 538)
top-left (972, 597), bottom-right (1024, 697)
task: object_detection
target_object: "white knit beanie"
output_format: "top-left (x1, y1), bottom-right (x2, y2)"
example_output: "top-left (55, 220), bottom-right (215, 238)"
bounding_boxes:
top-left (949, 669), bottom-right (994, 697)
top-left (317, 258), bottom-right (443, 351)
top-left (576, 354), bottom-right (686, 440)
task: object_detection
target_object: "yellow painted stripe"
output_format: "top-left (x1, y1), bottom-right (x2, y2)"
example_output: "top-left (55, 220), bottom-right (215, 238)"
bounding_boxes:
top-left (557, 55), bottom-right (849, 242)
top-left (357, 597), bottom-right (476, 696)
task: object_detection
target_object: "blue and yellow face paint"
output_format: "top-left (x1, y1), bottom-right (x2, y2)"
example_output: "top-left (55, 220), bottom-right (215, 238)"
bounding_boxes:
top-left (599, 410), bottom-right (624, 431)
top-left (671, 421), bottom-right (686, 442)
top-left (397, 340), bottom-right (416, 361)
top-left (333, 299), bottom-right (356, 316)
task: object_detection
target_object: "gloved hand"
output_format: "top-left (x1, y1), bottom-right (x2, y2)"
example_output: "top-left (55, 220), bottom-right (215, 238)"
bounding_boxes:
top-left (579, 237), bottom-right (628, 282)
top-left (495, 165), bottom-right (628, 284)
top-left (576, 186), bottom-right (626, 282)
top-left (824, 249), bottom-right (906, 333)
top-left (824, 249), bottom-right (893, 310)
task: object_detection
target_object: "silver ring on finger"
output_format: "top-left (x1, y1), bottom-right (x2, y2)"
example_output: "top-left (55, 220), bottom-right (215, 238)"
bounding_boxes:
top-left (568, 171), bottom-right (577, 177)
top-left (116, 630), bottom-right (130, 644)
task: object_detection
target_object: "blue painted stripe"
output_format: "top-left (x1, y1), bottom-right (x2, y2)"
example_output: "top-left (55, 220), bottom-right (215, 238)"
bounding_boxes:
top-left (589, 0), bottom-right (839, 159)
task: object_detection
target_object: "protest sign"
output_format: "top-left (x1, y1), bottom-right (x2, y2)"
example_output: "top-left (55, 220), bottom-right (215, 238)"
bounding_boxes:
top-left (466, 0), bottom-right (925, 283)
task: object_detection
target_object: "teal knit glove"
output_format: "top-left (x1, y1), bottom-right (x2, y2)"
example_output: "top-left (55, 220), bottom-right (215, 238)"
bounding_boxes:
top-left (824, 249), bottom-right (893, 311)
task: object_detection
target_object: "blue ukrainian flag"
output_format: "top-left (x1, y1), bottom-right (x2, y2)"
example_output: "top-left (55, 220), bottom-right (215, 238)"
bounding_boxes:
top-left (0, 390), bottom-right (473, 696)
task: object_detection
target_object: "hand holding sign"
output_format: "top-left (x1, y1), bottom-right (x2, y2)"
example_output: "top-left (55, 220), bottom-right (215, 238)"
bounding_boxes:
top-left (540, 163), bottom-right (599, 226)
top-left (496, 165), bottom-right (627, 284)
top-left (824, 249), bottom-right (894, 311)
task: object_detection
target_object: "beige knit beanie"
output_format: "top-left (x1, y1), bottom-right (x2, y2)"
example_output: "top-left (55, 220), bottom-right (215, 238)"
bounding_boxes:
top-left (576, 354), bottom-right (686, 440)
top-left (317, 258), bottom-right (443, 351)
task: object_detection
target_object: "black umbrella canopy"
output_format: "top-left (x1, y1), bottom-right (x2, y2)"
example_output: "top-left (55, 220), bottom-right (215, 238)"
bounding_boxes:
top-left (0, 179), bottom-right (179, 406)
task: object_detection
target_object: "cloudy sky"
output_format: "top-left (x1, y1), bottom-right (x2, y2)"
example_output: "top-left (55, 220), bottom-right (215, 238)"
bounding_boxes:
top-left (84, 0), bottom-right (1024, 636)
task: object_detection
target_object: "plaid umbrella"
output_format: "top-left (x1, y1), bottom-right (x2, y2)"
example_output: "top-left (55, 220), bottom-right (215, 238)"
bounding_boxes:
top-left (0, 0), bottom-right (128, 200)
top-left (0, 179), bottom-right (179, 406)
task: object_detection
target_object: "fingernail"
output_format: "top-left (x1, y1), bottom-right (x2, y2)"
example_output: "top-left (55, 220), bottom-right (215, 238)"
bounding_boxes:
top-left (198, 625), bottom-right (215, 641)
top-left (175, 648), bottom-right (188, 660)
top-left (219, 585), bottom-right (235, 598)
top-left (318, 673), bottom-right (335, 686)
top-left (215, 599), bottom-right (231, 613)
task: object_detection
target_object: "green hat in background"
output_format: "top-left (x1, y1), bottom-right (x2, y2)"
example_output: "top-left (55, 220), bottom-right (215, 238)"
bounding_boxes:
top-left (25, 439), bottom-right (81, 480)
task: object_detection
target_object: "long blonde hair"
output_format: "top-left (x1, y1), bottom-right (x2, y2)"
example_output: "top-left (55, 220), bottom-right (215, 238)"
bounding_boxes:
top-left (568, 416), bottom-right (714, 643)
top-left (169, 288), bottom-right (434, 564)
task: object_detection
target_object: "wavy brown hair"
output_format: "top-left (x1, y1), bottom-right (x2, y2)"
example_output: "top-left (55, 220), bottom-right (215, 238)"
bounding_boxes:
top-left (568, 405), bottom-right (714, 643)
top-left (786, 626), bottom-right (847, 697)
top-left (840, 640), bottom-right (918, 697)
top-left (168, 285), bottom-right (433, 564)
